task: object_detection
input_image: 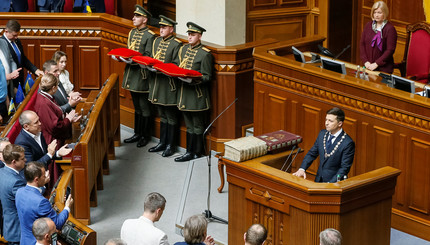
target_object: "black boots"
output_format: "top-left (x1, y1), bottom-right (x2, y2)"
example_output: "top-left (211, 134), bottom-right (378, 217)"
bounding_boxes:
top-left (148, 122), bottom-right (167, 152)
top-left (137, 116), bottom-right (151, 148)
top-left (162, 124), bottom-right (177, 157)
top-left (174, 133), bottom-right (204, 162)
top-left (124, 114), bottom-right (141, 143)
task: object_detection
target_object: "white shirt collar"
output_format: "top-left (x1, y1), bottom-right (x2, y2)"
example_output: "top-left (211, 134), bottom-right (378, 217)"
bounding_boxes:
top-left (23, 128), bottom-right (41, 138)
top-left (3, 33), bottom-right (13, 45)
top-left (40, 90), bottom-right (53, 99)
top-left (330, 128), bottom-right (343, 139)
top-left (27, 184), bottom-right (43, 194)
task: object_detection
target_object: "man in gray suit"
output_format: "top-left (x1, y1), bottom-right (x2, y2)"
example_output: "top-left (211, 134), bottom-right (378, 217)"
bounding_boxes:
top-left (42, 59), bottom-right (81, 113)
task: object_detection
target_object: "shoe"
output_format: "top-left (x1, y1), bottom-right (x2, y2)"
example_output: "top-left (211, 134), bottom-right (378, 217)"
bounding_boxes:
top-left (124, 134), bottom-right (140, 143)
top-left (174, 152), bottom-right (195, 162)
top-left (149, 143), bottom-right (166, 152)
top-left (162, 145), bottom-right (175, 157)
top-left (137, 137), bottom-right (149, 148)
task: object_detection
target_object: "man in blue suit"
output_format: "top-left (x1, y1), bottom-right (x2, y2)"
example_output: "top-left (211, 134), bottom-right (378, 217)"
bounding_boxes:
top-left (0, 0), bottom-right (28, 12)
top-left (293, 107), bottom-right (355, 183)
top-left (0, 144), bottom-right (26, 245)
top-left (14, 110), bottom-right (72, 169)
top-left (0, 137), bottom-right (11, 238)
top-left (16, 161), bottom-right (73, 245)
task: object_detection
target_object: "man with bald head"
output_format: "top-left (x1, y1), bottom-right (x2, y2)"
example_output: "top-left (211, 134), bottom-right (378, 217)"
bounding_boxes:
top-left (14, 110), bottom-right (71, 169)
top-left (244, 224), bottom-right (267, 245)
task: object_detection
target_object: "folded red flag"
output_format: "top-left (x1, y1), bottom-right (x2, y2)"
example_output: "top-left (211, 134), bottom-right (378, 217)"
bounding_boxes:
top-left (132, 56), bottom-right (164, 66)
top-left (153, 63), bottom-right (202, 78)
top-left (107, 48), bottom-right (142, 58)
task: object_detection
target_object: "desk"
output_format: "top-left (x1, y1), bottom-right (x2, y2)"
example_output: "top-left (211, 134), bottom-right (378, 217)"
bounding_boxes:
top-left (253, 36), bottom-right (430, 240)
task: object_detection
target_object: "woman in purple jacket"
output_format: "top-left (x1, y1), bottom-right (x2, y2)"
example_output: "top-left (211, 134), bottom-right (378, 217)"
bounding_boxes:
top-left (360, 1), bottom-right (397, 73)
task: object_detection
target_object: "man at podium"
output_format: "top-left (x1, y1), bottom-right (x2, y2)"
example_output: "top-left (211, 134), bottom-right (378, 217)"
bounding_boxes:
top-left (293, 107), bottom-right (355, 183)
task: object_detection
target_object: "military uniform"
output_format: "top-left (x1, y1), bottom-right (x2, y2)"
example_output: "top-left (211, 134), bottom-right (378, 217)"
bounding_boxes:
top-left (122, 5), bottom-right (156, 147)
top-left (175, 22), bottom-right (213, 162)
top-left (148, 16), bottom-right (182, 157)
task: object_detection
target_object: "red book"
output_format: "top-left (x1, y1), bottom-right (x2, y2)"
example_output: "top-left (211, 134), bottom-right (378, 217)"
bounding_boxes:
top-left (107, 48), bottom-right (142, 58)
top-left (256, 130), bottom-right (302, 153)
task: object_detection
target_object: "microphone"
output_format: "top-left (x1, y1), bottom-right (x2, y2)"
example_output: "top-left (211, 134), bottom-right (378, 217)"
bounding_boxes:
top-left (333, 44), bottom-right (351, 60)
top-left (318, 44), bottom-right (335, 58)
top-left (203, 98), bottom-right (238, 136)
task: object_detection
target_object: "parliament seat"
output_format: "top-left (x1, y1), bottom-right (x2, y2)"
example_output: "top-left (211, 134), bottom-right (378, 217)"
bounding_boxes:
top-left (395, 21), bottom-right (430, 84)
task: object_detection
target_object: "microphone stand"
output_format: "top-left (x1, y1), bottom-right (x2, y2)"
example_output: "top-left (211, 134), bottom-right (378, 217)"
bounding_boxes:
top-left (333, 44), bottom-right (351, 60)
top-left (202, 98), bottom-right (238, 224)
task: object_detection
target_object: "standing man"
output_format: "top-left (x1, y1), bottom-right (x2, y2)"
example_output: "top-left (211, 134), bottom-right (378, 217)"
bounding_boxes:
top-left (0, 144), bottom-right (27, 245)
top-left (1, 19), bottom-right (44, 92)
top-left (244, 224), bottom-right (267, 245)
top-left (293, 107), bottom-right (355, 183)
top-left (174, 22), bottom-right (213, 162)
top-left (0, 137), bottom-right (10, 239)
top-left (122, 5), bottom-right (156, 148)
top-left (121, 192), bottom-right (168, 245)
top-left (148, 15), bottom-right (182, 157)
top-left (16, 161), bottom-right (72, 245)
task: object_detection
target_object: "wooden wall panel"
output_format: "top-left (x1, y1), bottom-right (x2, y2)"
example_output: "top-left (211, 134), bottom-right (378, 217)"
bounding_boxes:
top-left (78, 46), bottom-right (100, 90)
top-left (371, 126), bottom-right (394, 170)
top-left (265, 93), bottom-right (287, 133)
top-left (408, 138), bottom-right (430, 215)
top-left (40, 45), bottom-right (60, 66)
top-left (66, 45), bottom-right (74, 84)
top-left (250, 17), bottom-right (307, 41)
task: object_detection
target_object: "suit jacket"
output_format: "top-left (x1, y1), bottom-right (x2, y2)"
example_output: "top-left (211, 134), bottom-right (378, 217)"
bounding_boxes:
top-left (121, 216), bottom-right (169, 245)
top-left (0, 167), bottom-right (26, 242)
top-left (0, 161), bottom-right (3, 237)
top-left (53, 82), bottom-right (72, 113)
top-left (300, 129), bottom-right (355, 183)
top-left (14, 129), bottom-right (53, 168)
top-left (16, 185), bottom-right (69, 245)
top-left (34, 91), bottom-right (71, 146)
top-left (0, 0), bottom-right (28, 12)
top-left (0, 35), bottom-right (38, 88)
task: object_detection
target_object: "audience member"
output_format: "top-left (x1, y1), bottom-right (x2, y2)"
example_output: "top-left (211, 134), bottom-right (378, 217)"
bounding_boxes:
top-left (319, 228), bottom-right (342, 245)
top-left (32, 217), bottom-right (57, 245)
top-left (104, 238), bottom-right (127, 245)
top-left (0, 137), bottom-right (10, 167)
top-left (0, 0), bottom-right (28, 12)
top-left (43, 59), bottom-right (81, 113)
top-left (174, 22), bottom-right (213, 162)
top-left (244, 224), bottom-right (267, 245)
top-left (52, 51), bottom-right (74, 95)
top-left (16, 161), bottom-right (72, 245)
top-left (35, 73), bottom-right (80, 146)
top-left (121, 192), bottom-right (168, 245)
top-left (38, 0), bottom-right (63, 12)
top-left (15, 110), bottom-right (72, 167)
top-left (174, 214), bottom-right (214, 245)
top-left (0, 144), bottom-right (27, 245)
top-left (1, 19), bottom-right (43, 91)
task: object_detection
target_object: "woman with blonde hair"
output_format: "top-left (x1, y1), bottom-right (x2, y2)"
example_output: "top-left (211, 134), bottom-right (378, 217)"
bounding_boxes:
top-left (360, 1), bottom-right (397, 73)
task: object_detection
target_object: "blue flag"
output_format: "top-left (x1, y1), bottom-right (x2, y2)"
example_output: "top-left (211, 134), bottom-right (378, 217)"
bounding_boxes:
top-left (84, 0), bottom-right (92, 13)
top-left (25, 73), bottom-right (35, 94)
top-left (16, 84), bottom-right (25, 104)
top-left (8, 98), bottom-right (15, 115)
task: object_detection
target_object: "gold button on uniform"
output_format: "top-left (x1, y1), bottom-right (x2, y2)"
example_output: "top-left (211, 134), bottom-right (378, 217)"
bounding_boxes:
top-left (181, 105), bottom-right (185, 109)
top-left (154, 99), bottom-right (157, 102)
top-left (127, 85), bottom-right (130, 88)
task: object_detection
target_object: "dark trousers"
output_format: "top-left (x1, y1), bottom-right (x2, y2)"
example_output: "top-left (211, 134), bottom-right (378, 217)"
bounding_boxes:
top-left (182, 111), bottom-right (206, 135)
top-left (131, 92), bottom-right (151, 117)
top-left (158, 105), bottom-right (178, 126)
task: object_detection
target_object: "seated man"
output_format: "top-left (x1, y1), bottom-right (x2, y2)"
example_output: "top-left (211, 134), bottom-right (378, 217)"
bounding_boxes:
top-left (32, 217), bottom-right (57, 245)
top-left (244, 224), bottom-right (267, 245)
top-left (121, 192), bottom-right (169, 245)
top-left (42, 59), bottom-right (81, 113)
top-left (15, 110), bottom-right (72, 168)
top-left (16, 161), bottom-right (73, 245)
top-left (0, 144), bottom-right (27, 245)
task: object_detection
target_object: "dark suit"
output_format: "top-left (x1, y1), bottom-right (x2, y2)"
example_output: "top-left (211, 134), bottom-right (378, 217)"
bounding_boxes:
top-left (16, 185), bottom-right (69, 245)
top-left (1, 35), bottom-right (38, 89)
top-left (299, 129), bottom-right (355, 183)
top-left (0, 162), bottom-right (3, 237)
top-left (0, 167), bottom-right (26, 242)
top-left (0, 0), bottom-right (28, 12)
top-left (14, 129), bottom-right (53, 168)
top-left (53, 82), bottom-right (72, 113)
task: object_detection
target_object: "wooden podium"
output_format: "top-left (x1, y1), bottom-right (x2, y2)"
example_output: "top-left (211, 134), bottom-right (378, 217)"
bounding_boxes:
top-left (221, 151), bottom-right (401, 245)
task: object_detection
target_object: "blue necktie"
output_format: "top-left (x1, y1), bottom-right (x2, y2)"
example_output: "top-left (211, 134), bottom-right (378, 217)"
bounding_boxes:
top-left (326, 135), bottom-right (334, 151)
top-left (11, 41), bottom-right (21, 64)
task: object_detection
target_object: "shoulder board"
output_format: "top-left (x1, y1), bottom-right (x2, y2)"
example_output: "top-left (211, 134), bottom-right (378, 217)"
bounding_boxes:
top-left (148, 30), bottom-right (156, 35)
top-left (174, 38), bottom-right (182, 43)
top-left (202, 47), bottom-right (211, 53)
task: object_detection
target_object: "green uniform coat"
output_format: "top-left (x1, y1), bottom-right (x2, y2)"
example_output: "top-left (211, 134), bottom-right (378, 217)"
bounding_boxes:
top-left (177, 43), bottom-right (213, 111)
top-left (122, 26), bottom-right (156, 93)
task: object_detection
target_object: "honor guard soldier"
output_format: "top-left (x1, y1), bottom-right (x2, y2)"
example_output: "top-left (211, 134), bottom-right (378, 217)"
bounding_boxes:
top-left (122, 5), bottom-right (156, 147)
top-left (148, 15), bottom-right (182, 157)
top-left (174, 22), bottom-right (213, 162)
